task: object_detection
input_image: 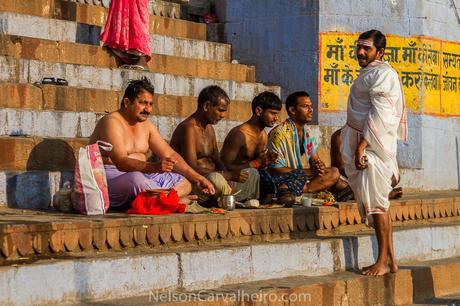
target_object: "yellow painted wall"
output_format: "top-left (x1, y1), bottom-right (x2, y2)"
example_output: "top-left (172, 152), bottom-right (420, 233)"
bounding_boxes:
top-left (319, 33), bottom-right (460, 116)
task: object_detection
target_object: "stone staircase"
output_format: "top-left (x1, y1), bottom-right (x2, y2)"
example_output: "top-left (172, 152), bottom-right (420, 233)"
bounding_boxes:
top-left (1, 1), bottom-right (460, 306)
top-left (0, 0), bottom-right (279, 209)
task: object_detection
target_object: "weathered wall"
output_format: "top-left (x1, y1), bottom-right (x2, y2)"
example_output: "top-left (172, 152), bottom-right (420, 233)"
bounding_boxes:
top-left (216, 0), bottom-right (460, 190)
top-left (317, 0), bottom-right (460, 190)
top-left (213, 0), bottom-right (320, 120)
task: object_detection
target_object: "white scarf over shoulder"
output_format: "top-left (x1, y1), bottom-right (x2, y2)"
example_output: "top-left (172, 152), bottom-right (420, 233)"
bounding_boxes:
top-left (341, 60), bottom-right (407, 217)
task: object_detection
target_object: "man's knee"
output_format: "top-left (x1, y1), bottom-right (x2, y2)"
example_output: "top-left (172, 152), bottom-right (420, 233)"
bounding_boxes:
top-left (207, 172), bottom-right (232, 195)
top-left (328, 167), bottom-right (340, 181)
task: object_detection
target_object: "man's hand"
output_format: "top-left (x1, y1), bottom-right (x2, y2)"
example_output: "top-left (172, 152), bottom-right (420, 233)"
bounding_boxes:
top-left (257, 150), bottom-right (279, 168)
top-left (195, 176), bottom-right (215, 195)
top-left (153, 157), bottom-right (176, 173)
top-left (312, 159), bottom-right (326, 177)
top-left (355, 148), bottom-right (368, 170)
top-left (226, 170), bottom-right (249, 183)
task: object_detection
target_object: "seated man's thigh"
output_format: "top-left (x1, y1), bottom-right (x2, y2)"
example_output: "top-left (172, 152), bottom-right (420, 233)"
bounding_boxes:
top-left (233, 168), bottom-right (260, 201)
top-left (107, 172), bottom-right (151, 208)
top-left (193, 172), bottom-right (232, 204)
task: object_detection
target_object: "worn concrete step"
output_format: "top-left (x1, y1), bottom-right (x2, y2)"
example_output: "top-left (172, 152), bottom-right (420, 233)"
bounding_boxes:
top-left (0, 108), bottom-right (243, 140)
top-left (66, 0), bottom-right (184, 20)
top-left (0, 34), bottom-right (255, 82)
top-left (0, 56), bottom-right (279, 100)
top-left (94, 257), bottom-right (460, 306)
top-left (0, 129), bottom-right (246, 170)
top-left (0, 12), bottom-right (230, 62)
top-left (0, 0), bottom-right (206, 40)
top-left (0, 83), bottom-right (256, 122)
top-left (0, 219), bottom-right (459, 305)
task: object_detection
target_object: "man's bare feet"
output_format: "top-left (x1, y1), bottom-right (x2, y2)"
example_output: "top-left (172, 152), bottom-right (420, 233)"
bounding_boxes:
top-left (362, 262), bottom-right (391, 276)
top-left (179, 195), bottom-right (198, 205)
top-left (362, 261), bottom-right (398, 274)
top-left (389, 187), bottom-right (403, 199)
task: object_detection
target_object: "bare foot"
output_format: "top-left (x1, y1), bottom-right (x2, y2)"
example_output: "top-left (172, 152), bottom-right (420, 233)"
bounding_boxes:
top-left (179, 195), bottom-right (198, 205)
top-left (389, 262), bottom-right (399, 273)
top-left (362, 263), bottom-right (391, 276)
top-left (389, 187), bottom-right (403, 199)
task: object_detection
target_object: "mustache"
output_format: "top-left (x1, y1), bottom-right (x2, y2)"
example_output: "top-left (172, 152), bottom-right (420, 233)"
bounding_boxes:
top-left (140, 111), bottom-right (150, 115)
top-left (357, 55), bottom-right (367, 60)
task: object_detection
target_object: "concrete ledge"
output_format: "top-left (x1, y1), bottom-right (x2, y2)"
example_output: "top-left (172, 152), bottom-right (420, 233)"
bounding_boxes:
top-left (0, 34), bottom-right (255, 82)
top-left (0, 193), bottom-right (459, 259)
top-left (0, 0), bottom-right (207, 40)
top-left (0, 225), bottom-right (460, 305)
top-left (0, 56), bottom-right (279, 100)
top-left (0, 12), bottom-right (229, 62)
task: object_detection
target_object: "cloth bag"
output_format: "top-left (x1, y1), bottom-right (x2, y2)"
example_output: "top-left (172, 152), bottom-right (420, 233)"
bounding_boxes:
top-left (72, 141), bottom-right (113, 215)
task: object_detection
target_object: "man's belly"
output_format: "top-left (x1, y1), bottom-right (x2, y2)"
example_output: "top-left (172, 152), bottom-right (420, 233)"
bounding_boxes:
top-left (197, 158), bottom-right (216, 172)
top-left (102, 153), bottom-right (148, 165)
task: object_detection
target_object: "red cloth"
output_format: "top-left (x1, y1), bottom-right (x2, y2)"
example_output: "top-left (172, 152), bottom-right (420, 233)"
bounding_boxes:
top-left (99, 0), bottom-right (151, 62)
top-left (127, 189), bottom-right (186, 215)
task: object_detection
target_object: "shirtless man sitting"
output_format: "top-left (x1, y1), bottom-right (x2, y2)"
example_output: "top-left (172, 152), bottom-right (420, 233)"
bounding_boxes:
top-left (264, 91), bottom-right (351, 204)
top-left (220, 91), bottom-right (282, 204)
top-left (89, 77), bottom-right (214, 210)
top-left (170, 85), bottom-right (257, 206)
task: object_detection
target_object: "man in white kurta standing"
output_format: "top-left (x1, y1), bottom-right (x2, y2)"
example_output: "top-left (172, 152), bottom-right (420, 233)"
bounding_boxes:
top-left (341, 29), bottom-right (407, 276)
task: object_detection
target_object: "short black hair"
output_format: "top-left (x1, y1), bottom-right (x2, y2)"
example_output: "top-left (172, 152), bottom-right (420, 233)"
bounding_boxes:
top-left (122, 77), bottom-right (155, 106)
top-left (251, 91), bottom-right (282, 114)
top-left (197, 85), bottom-right (230, 108)
top-left (285, 91), bottom-right (310, 117)
top-left (359, 29), bottom-right (386, 51)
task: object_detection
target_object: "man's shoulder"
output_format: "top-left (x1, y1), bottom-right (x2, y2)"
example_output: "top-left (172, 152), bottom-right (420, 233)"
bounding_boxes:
top-left (373, 62), bottom-right (399, 78)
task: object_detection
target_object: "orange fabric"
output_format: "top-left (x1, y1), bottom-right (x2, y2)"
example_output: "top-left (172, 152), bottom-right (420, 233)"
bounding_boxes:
top-left (127, 189), bottom-right (186, 215)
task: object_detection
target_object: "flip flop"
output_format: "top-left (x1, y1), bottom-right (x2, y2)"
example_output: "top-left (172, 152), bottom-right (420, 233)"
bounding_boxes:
top-left (119, 64), bottom-right (147, 71)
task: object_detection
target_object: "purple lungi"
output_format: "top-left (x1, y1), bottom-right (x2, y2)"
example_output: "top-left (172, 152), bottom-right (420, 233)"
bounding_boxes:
top-left (104, 165), bottom-right (185, 209)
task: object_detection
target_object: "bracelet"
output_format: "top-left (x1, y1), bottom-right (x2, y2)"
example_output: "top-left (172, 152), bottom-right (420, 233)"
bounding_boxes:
top-left (249, 160), bottom-right (261, 169)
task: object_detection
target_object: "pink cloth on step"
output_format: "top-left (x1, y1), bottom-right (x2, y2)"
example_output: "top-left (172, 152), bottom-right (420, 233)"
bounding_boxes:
top-left (99, 0), bottom-right (151, 62)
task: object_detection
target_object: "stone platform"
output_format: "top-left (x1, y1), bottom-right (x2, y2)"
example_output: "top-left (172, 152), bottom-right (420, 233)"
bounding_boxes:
top-left (0, 191), bottom-right (459, 305)
top-left (1, 191), bottom-right (459, 261)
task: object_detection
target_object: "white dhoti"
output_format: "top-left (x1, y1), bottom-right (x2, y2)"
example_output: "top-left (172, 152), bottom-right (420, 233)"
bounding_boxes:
top-left (341, 60), bottom-right (407, 221)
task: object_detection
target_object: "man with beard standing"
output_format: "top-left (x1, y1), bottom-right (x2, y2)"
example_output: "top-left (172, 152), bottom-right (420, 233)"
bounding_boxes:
top-left (220, 91), bottom-right (282, 204)
top-left (170, 85), bottom-right (253, 206)
top-left (89, 77), bottom-right (215, 210)
top-left (341, 29), bottom-right (407, 276)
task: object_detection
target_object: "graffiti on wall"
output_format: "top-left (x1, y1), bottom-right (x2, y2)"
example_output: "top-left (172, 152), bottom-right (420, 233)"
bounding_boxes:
top-left (319, 33), bottom-right (460, 116)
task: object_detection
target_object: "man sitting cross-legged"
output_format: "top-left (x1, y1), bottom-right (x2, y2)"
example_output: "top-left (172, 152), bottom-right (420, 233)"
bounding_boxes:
top-left (89, 77), bottom-right (215, 210)
top-left (170, 85), bottom-right (258, 206)
top-left (263, 91), bottom-right (351, 204)
top-left (220, 91), bottom-right (282, 205)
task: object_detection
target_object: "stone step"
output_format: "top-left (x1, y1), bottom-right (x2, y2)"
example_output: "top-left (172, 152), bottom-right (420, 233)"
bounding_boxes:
top-left (0, 83), bottom-right (255, 122)
top-left (0, 212), bottom-right (458, 305)
top-left (92, 258), bottom-right (460, 306)
top-left (0, 34), bottom-right (255, 82)
top-left (0, 12), bottom-right (230, 62)
top-left (0, 56), bottom-right (279, 100)
top-left (0, 109), bottom-right (242, 140)
top-left (0, 0), bottom-right (206, 40)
